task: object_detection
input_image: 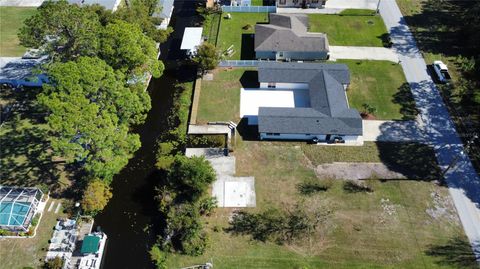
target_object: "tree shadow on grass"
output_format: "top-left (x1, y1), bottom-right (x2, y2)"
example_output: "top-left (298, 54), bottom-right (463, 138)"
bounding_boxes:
top-left (0, 86), bottom-right (67, 193)
top-left (240, 33), bottom-right (256, 60)
top-left (376, 142), bottom-right (441, 181)
top-left (425, 237), bottom-right (479, 269)
top-left (392, 82), bottom-right (419, 120)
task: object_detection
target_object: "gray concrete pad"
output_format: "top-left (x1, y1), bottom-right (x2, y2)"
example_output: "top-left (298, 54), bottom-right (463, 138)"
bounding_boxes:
top-left (362, 120), bottom-right (425, 142)
top-left (185, 148), bottom-right (256, 208)
top-left (0, 0), bottom-right (44, 6)
top-left (188, 124), bottom-right (230, 135)
top-left (325, 0), bottom-right (377, 10)
top-left (329, 46), bottom-right (399, 62)
top-left (315, 162), bottom-right (406, 180)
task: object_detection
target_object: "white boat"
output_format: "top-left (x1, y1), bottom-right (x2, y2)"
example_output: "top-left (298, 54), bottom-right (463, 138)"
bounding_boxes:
top-left (77, 232), bottom-right (107, 269)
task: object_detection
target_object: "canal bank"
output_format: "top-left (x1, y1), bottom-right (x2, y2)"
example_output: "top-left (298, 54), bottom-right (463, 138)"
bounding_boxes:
top-left (93, 1), bottom-right (200, 268)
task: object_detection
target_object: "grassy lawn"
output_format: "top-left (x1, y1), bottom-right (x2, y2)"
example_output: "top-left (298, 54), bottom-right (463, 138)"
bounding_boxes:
top-left (340, 60), bottom-right (417, 120)
top-left (166, 142), bottom-right (476, 268)
top-left (217, 12), bottom-right (269, 60)
top-left (0, 199), bottom-right (66, 269)
top-left (197, 68), bottom-right (257, 123)
top-left (309, 9), bottom-right (389, 47)
top-left (0, 7), bottom-right (36, 56)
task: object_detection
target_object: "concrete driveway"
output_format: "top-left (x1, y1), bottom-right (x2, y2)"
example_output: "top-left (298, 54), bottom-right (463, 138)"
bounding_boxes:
top-left (0, 0), bottom-right (44, 6)
top-left (379, 0), bottom-right (480, 260)
top-left (329, 46), bottom-right (399, 62)
top-left (362, 120), bottom-right (424, 142)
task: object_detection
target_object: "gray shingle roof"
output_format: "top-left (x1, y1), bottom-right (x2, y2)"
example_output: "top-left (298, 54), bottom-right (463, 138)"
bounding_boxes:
top-left (255, 14), bottom-right (329, 53)
top-left (257, 62), bottom-right (362, 135)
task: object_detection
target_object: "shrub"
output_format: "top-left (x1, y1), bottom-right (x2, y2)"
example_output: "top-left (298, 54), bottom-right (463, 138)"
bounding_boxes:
top-left (343, 180), bottom-right (374, 193)
top-left (43, 257), bottom-right (64, 269)
top-left (31, 214), bottom-right (40, 227)
top-left (182, 231), bottom-right (209, 256)
top-left (198, 197), bottom-right (218, 216)
top-left (149, 244), bottom-right (167, 269)
top-left (242, 24), bottom-right (252, 30)
top-left (297, 178), bottom-right (333, 195)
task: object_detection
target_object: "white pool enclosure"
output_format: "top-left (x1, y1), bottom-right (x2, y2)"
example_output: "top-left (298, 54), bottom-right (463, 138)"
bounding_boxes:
top-left (0, 186), bottom-right (44, 231)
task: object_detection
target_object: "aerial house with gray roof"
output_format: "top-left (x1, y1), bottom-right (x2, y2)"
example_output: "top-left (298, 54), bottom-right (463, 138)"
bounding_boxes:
top-left (255, 14), bottom-right (329, 61)
top-left (240, 62), bottom-right (363, 144)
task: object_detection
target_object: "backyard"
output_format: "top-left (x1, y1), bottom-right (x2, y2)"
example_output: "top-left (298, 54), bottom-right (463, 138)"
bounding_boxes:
top-left (0, 199), bottom-right (65, 269)
top-left (166, 142), bottom-right (476, 268)
top-left (309, 9), bottom-right (389, 47)
top-left (196, 68), bottom-right (257, 124)
top-left (216, 12), bottom-right (269, 60)
top-left (0, 7), bottom-right (37, 56)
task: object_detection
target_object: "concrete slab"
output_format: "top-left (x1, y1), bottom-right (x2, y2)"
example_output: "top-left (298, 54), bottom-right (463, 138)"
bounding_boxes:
top-left (185, 148), bottom-right (228, 158)
top-left (277, 7), bottom-right (344, 14)
top-left (325, 0), bottom-right (377, 10)
top-left (362, 120), bottom-right (425, 142)
top-left (188, 124), bottom-right (230, 135)
top-left (240, 87), bottom-right (310, 119)
top-left (329, 46), bottom-right (399, 62)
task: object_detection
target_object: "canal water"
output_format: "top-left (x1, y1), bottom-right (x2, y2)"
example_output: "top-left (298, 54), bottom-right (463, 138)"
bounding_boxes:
top-left (94, 1), bottom-right (199, 268)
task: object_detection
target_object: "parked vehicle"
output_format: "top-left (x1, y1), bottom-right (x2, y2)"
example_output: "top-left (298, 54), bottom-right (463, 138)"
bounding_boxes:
top-left (432, 60), bottom-right (451, 83)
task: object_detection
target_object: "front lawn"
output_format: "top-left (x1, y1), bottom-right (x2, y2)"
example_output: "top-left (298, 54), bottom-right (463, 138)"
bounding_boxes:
top-left (217, 12), bottom-right (269, 60)
top-left (0, 7), bottom-right (37, 56)
top-left (309, 9), bottom-right (389, 47)
top-left (166, 142), bottom-right (476, 268)
top-left (341, 60), bottom-right (417, 120)
top-left (196, 68), bottom-right (257, 123)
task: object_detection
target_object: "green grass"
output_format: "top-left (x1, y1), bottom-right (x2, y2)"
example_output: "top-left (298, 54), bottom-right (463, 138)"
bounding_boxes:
top-left (217, 12), bottom-right (269, 60)
top-left (0, 7), bottom-right (37, 56)
top-left (0, 199), bottom-right (66, 269)
top-left (196, 68), bottom-right (256, 123)
top-left (340, 60), bottom-right (417, 120)
top-left (166, 142), bottom-right (476, 268)
top-left (309, 9), bottom-right (389, 47)
top-left (251, 0), bottom-right (263, 6)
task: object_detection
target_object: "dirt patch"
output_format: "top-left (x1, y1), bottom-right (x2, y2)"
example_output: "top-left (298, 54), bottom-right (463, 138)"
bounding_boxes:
top-left (426, 191), bottom-right (459, 224)
top-left (315, 162), bottom-right (407, 180)
top-left (361, 113), bottom-right (377, 120)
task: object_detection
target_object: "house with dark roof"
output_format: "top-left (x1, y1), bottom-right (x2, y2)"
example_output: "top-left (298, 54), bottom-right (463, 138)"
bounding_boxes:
top-left (255, 14), bottom-right (329, 61)
top-left (245, 62), bottom-right (363, 144)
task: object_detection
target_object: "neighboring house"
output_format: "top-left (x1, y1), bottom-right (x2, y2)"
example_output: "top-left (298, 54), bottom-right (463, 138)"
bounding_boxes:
top-left (0, 56), bottom-right (48, 88)
top-left (180, 27), bottom-right (204, 56)
top-left (68, 0), bottom-right (121, 11)
top-left (255, 14), bottom-right (329, 61)
top-left (153, 0), bottom-right (174, 30)
top-left (275, 0), bottom-right (326, 8)
top-left (245, 62), bottom-right (363, 144)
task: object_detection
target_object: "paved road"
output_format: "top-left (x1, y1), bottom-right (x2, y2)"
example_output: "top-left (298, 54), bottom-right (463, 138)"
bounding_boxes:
top-left (330, 46), bottom-right (399, 62)
top-left (379, 0), bottom-right (480, 260)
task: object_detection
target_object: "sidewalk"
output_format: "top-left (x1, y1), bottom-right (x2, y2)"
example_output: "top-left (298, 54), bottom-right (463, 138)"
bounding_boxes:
top-left (329, 46), bottom-right (399, 62)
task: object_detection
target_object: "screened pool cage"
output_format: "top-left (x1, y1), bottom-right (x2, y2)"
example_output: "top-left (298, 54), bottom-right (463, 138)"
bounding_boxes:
top-left (0, 186), bottom-right (44, 232)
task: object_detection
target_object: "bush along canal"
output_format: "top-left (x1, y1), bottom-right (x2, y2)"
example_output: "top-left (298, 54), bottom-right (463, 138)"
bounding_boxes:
top-left (93, 1), bottom-right (200, 268)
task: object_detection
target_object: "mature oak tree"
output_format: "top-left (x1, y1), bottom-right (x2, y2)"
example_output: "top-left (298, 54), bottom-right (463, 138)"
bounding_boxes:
top-left (100, 20), bottom-right (164, 78)
top-left (18, 0), bottom-right (101, 61)
top-left (39, 57), bottom-right (146, 181)
top-left (192, 42), bottom-right (221, 74)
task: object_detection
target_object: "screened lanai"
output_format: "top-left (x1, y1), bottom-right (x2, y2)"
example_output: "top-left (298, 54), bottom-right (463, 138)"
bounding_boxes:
top-left (0, 186), bottom-right (44, 231)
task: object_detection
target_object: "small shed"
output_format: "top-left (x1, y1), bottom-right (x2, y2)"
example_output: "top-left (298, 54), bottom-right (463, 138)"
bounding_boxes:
top-left (180, 27), bottom-right (203, 56)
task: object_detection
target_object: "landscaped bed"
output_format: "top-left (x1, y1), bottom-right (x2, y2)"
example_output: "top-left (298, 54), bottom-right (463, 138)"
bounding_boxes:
top-left (216, 12), bottom-right (269, 60)
top-left (341, 60), bottom-right (417, 120)
top-left (309, 9), bottom-right (389, 47)
top-left (166, 141), bottom-right (476, 268)
top-left (0, 7), bottom-right (37, 56)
